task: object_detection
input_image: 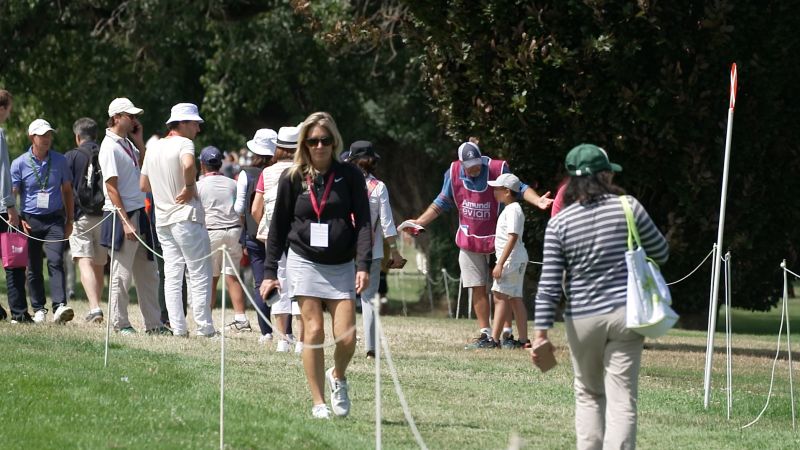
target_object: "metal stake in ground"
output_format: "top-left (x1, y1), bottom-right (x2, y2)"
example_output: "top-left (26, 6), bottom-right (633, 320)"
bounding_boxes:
top-left (704, 62), bottom-right (738, 409)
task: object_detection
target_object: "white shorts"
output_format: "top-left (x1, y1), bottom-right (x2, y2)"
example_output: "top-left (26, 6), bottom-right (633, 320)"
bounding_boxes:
top-left (69, 214), bottom-right (107, 266)
top-left (458, 249), bottom-right (491, 287)
top-left (491, 261), bottom-right (527, 298)
top-left (208, 227), bottom-right (243, 277)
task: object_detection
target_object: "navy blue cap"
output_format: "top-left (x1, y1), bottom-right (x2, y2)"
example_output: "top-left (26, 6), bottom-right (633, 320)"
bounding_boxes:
top-left (200, 146), bottom-right (223, 165)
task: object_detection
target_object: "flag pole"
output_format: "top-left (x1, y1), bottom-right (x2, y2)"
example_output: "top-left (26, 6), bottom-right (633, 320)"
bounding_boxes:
top-left (704, 62), bottom-right (738, 409)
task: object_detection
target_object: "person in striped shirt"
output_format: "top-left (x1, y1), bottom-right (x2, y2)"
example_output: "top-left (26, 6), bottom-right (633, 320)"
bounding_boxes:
top-left (532, 144), bottom-right (668, 450)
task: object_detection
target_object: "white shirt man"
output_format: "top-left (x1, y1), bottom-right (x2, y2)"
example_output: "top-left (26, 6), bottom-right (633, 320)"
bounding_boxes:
top-left (141, 103), bottom-right (215, 337)
top-left (99, 97), bottom-right (163, 335)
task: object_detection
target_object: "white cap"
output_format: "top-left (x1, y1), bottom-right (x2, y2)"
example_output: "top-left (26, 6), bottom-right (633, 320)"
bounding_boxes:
top-left (165, 103), bottom-right (204, 124)
top-left (28, 119), bottom-right (56, 136)
top-left (487, 173), bottom-right (521, 193)
top-left (246, 128), bottom-right (277, 156)
top-left (108, 97), bottom-right (143, 117)
top-left (275, 126), bottom-right (300, 149)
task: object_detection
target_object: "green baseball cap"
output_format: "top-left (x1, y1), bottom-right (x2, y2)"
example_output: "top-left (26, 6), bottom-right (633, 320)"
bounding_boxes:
top-left (565, 144), bottom-right (622, 177)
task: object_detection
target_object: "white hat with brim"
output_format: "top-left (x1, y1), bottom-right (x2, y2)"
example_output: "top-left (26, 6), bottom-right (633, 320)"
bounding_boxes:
top-left (247, 128), bottom-right (277, 156)
top-left (165, 103), bottom-right (204, 124)
top-left (108, 97), bottom-right (143, 117)
top-left (274, 126), bottom-right (300, 149)
top-left (28, 119), bottom-right (56, 136)
top-left (487, 173), bottom-right (521, 192)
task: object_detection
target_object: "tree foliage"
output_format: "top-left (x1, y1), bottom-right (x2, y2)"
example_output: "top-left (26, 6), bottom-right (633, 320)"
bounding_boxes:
top-left (0, 0), bottom-right (447, 221)
top-left (400, 0), bottom-right (800, 321)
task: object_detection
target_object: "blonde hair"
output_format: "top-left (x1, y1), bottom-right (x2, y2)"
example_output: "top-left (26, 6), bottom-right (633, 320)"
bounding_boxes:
top-left (287, 112), bottom-right (343, 180)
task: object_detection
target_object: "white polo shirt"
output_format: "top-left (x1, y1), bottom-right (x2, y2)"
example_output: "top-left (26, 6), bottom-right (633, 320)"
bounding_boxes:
top-left (141, 136), bottom-right (205, 226)
top-left (99, 129), bottom-right (145, 213)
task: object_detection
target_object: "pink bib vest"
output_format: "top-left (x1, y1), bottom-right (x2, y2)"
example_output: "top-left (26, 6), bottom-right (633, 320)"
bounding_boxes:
top-left (451, 158), bottom-right (504, 254)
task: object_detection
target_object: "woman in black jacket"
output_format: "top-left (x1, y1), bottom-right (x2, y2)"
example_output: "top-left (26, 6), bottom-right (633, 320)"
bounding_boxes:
top-left (260, 111), bottom-right (372, 419)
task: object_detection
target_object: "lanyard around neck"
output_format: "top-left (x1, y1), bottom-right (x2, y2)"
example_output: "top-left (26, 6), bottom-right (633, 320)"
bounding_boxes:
top-left (306, 171), bottom-right (335, 222)
top-left (120, 139), bottom-right (138, 167)
top-left (28, 149), bottom-right (51, 191)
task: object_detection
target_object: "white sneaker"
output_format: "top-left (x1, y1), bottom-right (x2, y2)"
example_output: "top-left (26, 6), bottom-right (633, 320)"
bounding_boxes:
top-left (258, 333), bottom-right (273, 344)
top-left (33, 309), bottom-right (47, 324)
top-left (295, 342), bottom-right (304, 354)
top-left (276, 339), bottom-right (291, 353)
top-left (53, 305), bottom-right (75, 324)
top-left (325, 367), bottom-right (351, 417)
top-left (311, 404), bottom-right (331, 419)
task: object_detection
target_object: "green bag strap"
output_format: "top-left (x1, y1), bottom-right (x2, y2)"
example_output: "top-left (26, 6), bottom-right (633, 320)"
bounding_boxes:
top-left (620, 195), bottom-right (642, 251)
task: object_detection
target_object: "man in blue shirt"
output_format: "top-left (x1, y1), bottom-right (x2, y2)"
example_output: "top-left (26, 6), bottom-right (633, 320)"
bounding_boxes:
top-left (11, 119), bottom-right (75, 324)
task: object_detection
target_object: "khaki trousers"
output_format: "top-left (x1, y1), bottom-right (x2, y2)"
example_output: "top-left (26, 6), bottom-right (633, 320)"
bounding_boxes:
top-left (565, 306), bottom-right (644, 450)
top-left (109, 210), bottom-right (161, 331)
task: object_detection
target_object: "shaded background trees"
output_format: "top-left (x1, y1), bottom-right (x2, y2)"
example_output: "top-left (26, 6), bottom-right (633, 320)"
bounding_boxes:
top-left (2, 0), bottom-right (798, 325)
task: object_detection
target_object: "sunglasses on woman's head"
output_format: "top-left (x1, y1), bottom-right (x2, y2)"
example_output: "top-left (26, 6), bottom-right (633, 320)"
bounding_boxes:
top-left (305, 136), bottom-right (333, 147)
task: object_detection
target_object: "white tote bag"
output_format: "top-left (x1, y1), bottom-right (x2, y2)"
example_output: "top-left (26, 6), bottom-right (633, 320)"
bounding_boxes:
top-left (621, 196), bottom-right (678, 338)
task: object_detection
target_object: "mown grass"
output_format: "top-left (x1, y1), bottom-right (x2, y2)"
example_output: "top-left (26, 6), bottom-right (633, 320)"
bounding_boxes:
top-left (3, 295), bottom-right (800, 449)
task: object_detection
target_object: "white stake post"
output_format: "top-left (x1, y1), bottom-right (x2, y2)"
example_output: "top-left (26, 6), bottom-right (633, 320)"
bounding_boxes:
top-left (220, 248), bottom-right (227, 450)
top-left (441, 268), bottom-right (453, 318)
top-left (783, 261), bottom-right (797, 430)
top-left (704, 63), bottom-right (738, 409)
top-left (103, 210), bottom-right (117, 368)
top-left (375, 295), bottom-right (382, 450)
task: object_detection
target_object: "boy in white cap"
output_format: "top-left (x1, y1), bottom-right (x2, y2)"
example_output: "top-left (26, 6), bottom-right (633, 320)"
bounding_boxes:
top-left (11, 118), bottom-right (75, 324)
top-left (487, 173), bottom-right (529, 348)
top-left (99, 97), bottom-right (164, 334)
top-left (141, 103), bottom-right (216, 337)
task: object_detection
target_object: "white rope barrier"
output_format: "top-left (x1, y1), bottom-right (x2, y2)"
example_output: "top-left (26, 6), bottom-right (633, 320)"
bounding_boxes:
top-left (0, 209), bottom-right (113, 243)
top-left (741, 260), bottom-right (800, 429)
top-left (378, 319), bottom-right (429, 450)
top-left (667, 247), bottom-right (715, 286)
top-left (222, 250), bottom-right (356, 350)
